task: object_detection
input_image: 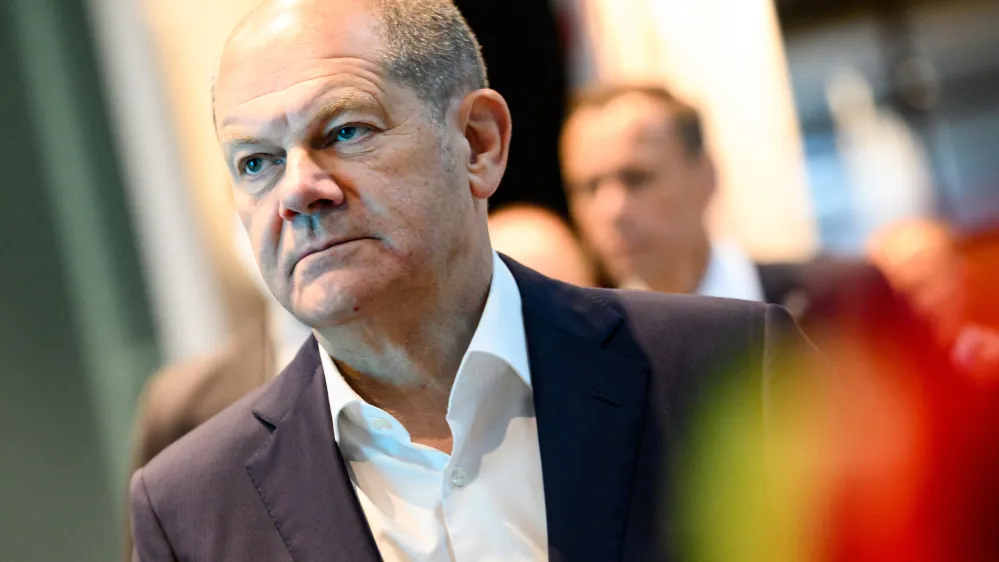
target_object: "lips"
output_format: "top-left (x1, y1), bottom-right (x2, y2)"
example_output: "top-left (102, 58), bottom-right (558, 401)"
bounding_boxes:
top-left (292, 236), bottom-right (374, 269)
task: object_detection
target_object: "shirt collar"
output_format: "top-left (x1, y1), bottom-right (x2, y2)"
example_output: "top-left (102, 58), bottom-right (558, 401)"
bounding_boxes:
top-left (461, 251), bottom-right (531, 387)
top-left (318, 345), bottom-right (363, 443)
top-left (317, 251), bottom-right (531, 442)
top-left (695, 240), bottom-right (765, 302)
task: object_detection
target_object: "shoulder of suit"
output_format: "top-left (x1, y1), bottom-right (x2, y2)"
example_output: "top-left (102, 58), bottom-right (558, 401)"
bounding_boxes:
top-left (594, 286), bottom-right (771, 325)
top-left (571, 287), bottom-right (778, 364)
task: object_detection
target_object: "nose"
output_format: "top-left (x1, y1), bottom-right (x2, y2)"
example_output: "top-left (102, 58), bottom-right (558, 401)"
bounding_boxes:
top-left (278, 148), bottom-right (346, 221)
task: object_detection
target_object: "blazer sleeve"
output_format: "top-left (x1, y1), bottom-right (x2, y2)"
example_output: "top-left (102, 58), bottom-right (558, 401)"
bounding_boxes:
top-left (130, 467), bottom-right (179, 562)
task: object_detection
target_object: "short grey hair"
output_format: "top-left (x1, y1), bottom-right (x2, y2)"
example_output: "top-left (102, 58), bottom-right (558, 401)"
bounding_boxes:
top-left (374, 0), bottom-right (489, 122)
top-left (213, 0), bottom-right (488, 128)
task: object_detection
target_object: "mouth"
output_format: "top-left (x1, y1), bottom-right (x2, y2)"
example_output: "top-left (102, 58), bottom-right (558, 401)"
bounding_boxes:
top-left (293, 236), bottom-right (376, 268)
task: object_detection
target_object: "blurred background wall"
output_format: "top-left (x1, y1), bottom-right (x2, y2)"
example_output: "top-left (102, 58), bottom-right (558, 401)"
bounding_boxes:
top-left (0, 0), bottom-right (996, 560)
top-left (780, 0), bottom-right (999, 251)
top-left (1, 0), bottom-right (161, 560)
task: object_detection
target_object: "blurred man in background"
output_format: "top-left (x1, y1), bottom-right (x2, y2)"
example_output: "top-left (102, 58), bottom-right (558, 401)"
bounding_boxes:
top-left (559, 84), bottom-right (898, 339)
top-left (560, 85), bottom-right (743, 298)
top-left (488, 204), bottom-right (596, 287)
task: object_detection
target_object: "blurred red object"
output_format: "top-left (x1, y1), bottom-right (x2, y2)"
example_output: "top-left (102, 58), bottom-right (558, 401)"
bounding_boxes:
top-left (824, 220), bottom-right (999, 562)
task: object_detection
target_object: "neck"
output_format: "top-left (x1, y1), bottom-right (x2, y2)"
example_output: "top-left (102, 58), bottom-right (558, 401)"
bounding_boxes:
top-left (313, 247), bottom-right (494, 448)
top-left (645, 236), bottom-right (711, 294)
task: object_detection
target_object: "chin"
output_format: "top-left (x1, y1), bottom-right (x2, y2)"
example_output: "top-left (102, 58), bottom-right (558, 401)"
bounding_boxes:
top-left (289, 268), bottom-right (396, 328)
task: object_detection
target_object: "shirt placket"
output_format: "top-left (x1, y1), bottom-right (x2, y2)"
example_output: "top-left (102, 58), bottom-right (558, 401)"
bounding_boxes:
top-left (440, 358), bottom-right (482, 561)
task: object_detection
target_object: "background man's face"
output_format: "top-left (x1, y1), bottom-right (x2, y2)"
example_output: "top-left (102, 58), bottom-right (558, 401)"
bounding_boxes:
top-left (214, 1), bottom-right (474, 328)
top-left (561, 93), bottom-right (714, 287)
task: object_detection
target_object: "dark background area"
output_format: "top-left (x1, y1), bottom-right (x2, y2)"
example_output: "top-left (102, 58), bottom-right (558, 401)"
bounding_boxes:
top-left (454, 0), bottom-right (570, 220)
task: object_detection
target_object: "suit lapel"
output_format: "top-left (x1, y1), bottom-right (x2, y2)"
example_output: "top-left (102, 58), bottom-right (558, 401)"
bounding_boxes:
top-left (246, 338), bottom-right (381, 562)
top-left (505, 257), bottom-right (651, 562)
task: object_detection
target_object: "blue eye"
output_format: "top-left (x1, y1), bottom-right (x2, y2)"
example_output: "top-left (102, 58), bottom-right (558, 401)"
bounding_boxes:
top-left (336, 126), bottom-right (359, 142)
top-left (240, 156), bottom-right (283, 177)
top-left (243, 157), bottom-right (265, 175)
top-left (330, 125), bottom-right (372, 145)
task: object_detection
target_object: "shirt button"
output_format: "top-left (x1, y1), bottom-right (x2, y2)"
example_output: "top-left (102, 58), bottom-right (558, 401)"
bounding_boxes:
top-left (370, 417), bottom-right (392, 431)
top-left (450, 467), bottom-right (469, 488)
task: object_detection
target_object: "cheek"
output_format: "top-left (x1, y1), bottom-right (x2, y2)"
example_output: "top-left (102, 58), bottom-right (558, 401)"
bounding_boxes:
top-left (638, 190), bottom-right (683, 226)
top-left (572, 204), bottom-right (609, 243)
top-left (383, 164), bottom-right (464, 242)
top-left (360, 172), bottom-right (434, 249)
top-left (246, 203), bottom-right (286, 278)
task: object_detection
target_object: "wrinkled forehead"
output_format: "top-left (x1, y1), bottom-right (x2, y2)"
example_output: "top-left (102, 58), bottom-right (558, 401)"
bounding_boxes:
top-left (214, 0), bottom-right (386, 125)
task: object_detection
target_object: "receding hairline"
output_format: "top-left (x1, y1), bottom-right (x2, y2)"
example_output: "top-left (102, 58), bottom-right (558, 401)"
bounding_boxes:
top-left (212, 0), bottom-right (488, 128)
top-left (563, 83), bottom-right (705, 158)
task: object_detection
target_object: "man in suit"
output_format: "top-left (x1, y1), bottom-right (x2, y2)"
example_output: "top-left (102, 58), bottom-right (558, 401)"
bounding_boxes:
top-left (130, 1), bottom-right (823, 560)
top-left (558, 84), bottom-right (895, 335)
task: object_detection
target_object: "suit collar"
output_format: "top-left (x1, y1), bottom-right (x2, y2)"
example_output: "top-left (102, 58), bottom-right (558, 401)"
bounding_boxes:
top-left (247, 339), bottom-right (381, 562)
top-left (504, 256), bottom-right (651, 561)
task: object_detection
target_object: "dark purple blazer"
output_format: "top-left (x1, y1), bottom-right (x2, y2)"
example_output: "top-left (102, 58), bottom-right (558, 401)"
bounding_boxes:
top-left (131, 257), bottom-right (820, 561)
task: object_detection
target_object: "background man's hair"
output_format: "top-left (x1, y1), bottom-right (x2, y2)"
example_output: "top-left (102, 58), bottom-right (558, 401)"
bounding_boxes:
top-left (374, 0), bottom-right (488, 122)
top-left (567, 84), bottom-right (705, 158)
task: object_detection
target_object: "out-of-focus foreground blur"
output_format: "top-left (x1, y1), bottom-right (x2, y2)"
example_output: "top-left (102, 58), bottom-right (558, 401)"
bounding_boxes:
top-left (1, 0), bottom-right (996, 560)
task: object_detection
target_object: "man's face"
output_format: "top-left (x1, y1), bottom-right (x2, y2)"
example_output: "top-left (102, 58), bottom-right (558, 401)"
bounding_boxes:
top-left (214, 0), bottom-right (475, 327)
top-left (561, 93), bottom-right (713, 287)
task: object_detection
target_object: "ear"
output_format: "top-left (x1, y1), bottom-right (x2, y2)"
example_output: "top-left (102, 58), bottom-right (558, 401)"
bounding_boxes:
top-left (693, 151), bottom-right (717, 209)
top-left (456, 89), bottom-right (512, 200)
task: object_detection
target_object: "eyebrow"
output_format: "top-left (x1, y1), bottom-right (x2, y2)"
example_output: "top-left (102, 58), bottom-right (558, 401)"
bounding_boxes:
top-left (219, 91), bottom-right (384, 150)
top-left (223, 136), bottom-right (266, 151)
top-left (312, 94), bottom-right (378, 127)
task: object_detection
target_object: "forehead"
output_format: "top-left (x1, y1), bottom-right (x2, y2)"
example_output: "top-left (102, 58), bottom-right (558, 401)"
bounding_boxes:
top-left (214, 0), bottom-right (389, 133)
top-left (562, 94), bottom-right (677, 174)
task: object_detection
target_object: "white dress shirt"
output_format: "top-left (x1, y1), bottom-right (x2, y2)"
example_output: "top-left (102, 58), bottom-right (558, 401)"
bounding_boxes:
top-left (317, 252), bottom-right (548, 561)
